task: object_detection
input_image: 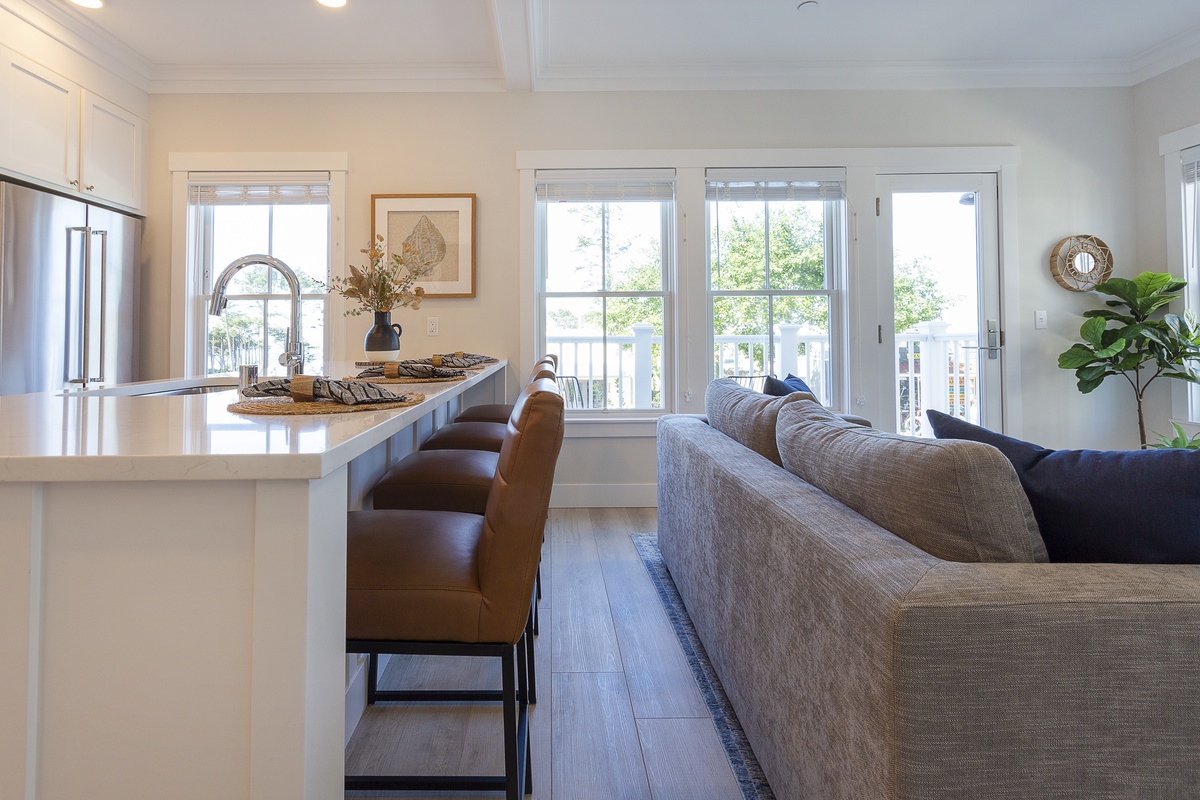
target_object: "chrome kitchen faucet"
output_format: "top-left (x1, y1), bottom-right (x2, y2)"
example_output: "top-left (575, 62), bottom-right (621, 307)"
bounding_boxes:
top-left (209, 254), bottom-right (305, 378)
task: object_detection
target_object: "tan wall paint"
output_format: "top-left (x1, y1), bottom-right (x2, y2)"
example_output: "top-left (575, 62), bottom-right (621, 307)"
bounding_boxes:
top-left (135, 78), bottom-right (1200, 499)
top-left (144, 87), bottom-right (1143, 465)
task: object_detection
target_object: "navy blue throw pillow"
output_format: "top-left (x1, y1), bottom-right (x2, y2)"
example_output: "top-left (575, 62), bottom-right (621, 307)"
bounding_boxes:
top-left (761, 375), bottom-right (791, 396)
top-left (926, 409), bottom-right (1200, 564)
top-left (762, 374), bottom-right (815, 397)
top-left (783, 374), bottom-right (814, 394)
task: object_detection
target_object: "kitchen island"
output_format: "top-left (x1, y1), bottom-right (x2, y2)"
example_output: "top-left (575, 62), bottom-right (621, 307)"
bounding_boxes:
top-left (0, 361), bottom-right (506, 800)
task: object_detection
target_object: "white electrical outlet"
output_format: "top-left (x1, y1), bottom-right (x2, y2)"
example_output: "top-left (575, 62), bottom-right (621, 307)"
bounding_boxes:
top-left (427, 316), bottom-right (439, 336)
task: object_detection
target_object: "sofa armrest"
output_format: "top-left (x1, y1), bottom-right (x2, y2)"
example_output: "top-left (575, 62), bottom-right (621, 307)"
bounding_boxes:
top-left (894, 562), bottom-right (1200, 798)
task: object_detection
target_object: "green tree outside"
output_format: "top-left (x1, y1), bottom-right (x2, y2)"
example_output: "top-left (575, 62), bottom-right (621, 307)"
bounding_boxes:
top-left (549, 201), bottom-right (951, 399)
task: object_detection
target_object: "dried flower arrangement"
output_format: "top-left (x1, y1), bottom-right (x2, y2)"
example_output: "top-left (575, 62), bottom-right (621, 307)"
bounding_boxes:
top-left (329, 221), bottom-right (444, 316)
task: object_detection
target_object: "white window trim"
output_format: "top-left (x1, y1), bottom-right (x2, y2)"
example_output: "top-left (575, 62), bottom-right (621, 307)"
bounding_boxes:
top-left (518, 147), bottom-right (1020, 437)
top-left (168, 152), bottom-right (348, 378)
top-left (1160, 123), bottom-right (1200, 429)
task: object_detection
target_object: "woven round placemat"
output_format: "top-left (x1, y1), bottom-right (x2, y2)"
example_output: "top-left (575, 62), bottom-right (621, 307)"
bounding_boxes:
top-left (227, 393), bottom-right (425, 416)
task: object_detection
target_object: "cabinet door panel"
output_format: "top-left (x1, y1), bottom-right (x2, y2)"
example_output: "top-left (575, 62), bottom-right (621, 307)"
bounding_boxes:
top-left (0, 49), bottom-right (79, 190)
top-left (81, 92), bottom-right (144, 211)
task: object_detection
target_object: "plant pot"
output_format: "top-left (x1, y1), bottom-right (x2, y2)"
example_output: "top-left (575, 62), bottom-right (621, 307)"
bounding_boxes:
top-left (364, 311), bottom-right (402, 361)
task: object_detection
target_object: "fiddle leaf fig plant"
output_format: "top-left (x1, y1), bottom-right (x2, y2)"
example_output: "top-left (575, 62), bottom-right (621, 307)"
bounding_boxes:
top-left (1058, 271), bottom-right (1200, 448)
top-left (1148, 421), bottom-right (1200, 450)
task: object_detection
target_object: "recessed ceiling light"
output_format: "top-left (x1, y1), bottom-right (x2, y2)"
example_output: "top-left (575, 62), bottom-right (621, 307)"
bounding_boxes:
top-left (317, 0), bottom-right (346, 7)
top-left (69, 0), bottom-right (103, 8)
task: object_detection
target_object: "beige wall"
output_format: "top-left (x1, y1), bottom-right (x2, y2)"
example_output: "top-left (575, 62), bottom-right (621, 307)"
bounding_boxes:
top-left (1134, 58), bottom-right (1200, 284)
top-left (1133, 57), bottom-right (1200, 433)
top-left (132, 74), bottom-right (1195, 500)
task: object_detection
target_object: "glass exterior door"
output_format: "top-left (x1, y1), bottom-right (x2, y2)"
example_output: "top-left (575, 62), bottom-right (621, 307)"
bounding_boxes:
top-left (878, 174), bottom-right (1001, 436)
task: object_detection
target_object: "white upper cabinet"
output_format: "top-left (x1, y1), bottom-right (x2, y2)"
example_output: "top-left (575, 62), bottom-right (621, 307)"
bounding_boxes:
top-left (0, 46), bottom-right (145, 213)
top-left (0, 47), bottom-right (79, 191)
top-left (80, 91), bottom-right (144, 211)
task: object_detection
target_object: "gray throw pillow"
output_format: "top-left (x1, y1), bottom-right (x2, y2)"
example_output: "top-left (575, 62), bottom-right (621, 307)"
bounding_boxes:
top-left (704, 378), bottom-right (816, 465)
top-left (776, 400), bottom-right (1048, 563)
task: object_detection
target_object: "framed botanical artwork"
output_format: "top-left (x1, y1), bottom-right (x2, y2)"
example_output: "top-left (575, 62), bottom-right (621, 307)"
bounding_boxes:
top-left (371, 193), bottom-right (476, 298)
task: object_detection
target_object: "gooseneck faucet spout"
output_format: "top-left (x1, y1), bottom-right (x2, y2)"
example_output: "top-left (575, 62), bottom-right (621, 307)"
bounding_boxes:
top-left (209, 254), bottom-right (305, 378)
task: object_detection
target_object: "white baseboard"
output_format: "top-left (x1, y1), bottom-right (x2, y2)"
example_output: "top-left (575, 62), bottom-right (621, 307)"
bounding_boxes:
top-left (345, 653), bottom-right (392, 745)
top-left (345, 655), bottom-right (367, 746)
top-left (550, 483), bottom-right (657, 508)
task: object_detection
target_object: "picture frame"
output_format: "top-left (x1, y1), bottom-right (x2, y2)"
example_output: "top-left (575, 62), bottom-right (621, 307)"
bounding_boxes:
top-left (371, 193), bottom-right (476, 298)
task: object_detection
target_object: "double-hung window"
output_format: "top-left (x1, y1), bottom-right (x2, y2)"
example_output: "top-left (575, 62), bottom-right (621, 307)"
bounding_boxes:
top-left (706, 168), bottom-right (847, 405)
top-left (534, 169), bottom-right (675, 412)
top-left (185, 173), bottom-right (333, 376)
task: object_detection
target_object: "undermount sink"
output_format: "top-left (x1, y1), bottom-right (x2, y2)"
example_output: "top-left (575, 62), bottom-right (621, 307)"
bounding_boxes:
top-left (61, 377), bottom-right (240, 397)
top-left (134, 384), bottom-right (237, 397)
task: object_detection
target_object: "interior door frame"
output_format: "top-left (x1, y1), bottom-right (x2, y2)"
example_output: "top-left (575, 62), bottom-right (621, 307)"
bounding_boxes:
top-left (875, 172), bottom-right (1005, 433)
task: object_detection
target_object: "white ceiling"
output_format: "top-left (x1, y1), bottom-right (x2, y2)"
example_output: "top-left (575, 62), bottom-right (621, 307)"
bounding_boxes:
top-left (11, 0), bottom-right (1200, 93)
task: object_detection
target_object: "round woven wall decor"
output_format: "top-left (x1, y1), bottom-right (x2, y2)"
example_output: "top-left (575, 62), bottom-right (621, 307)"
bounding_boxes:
top-left (1049, 234), bottom-right (1113, 292)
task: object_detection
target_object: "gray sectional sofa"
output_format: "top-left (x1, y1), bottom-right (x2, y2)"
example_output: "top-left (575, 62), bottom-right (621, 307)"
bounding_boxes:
top-left (656, 379), bottom-right (1200, 800)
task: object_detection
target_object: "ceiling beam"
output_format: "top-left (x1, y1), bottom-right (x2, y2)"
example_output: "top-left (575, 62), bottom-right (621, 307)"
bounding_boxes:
top-left (491, 0), bottom-right (533, 92)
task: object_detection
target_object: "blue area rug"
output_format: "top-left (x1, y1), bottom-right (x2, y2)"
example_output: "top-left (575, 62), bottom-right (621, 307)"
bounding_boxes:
top-left (632, 534), bottom-right (775, 800)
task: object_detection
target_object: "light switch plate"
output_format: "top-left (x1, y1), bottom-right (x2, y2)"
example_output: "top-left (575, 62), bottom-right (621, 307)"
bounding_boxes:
top-left (1034, 310), bottom-right (1048, 330)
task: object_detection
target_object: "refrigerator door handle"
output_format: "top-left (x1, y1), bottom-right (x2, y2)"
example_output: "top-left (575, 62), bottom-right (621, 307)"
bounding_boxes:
top-left (67, 226), bottom-right (91, 385)
top-left (92, 229), bottom-right (108, 383)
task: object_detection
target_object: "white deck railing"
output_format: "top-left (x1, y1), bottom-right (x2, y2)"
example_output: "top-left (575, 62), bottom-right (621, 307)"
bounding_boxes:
top-left (547, 321), bottom-right (978, 427)
top-left (896, 322), bottom-right (979, 435)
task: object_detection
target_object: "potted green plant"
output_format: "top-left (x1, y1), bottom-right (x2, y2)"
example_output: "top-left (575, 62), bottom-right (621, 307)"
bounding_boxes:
top-left (1058, 271), bottom-right (1200, 448)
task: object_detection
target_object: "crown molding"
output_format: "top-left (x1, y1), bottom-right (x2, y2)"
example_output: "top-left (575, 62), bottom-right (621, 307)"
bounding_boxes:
top-left (146, 62), bottom-right (507, 94)
top-left (1, 0), bottom-right (151, 89)
top-left (1129, 25), bottom-right (1200, 85)
top-left (530, 58), bottom-right (1141, 93)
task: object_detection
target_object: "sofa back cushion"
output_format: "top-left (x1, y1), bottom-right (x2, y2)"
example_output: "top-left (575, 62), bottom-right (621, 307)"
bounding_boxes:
top-left (776, 400), bottom-right (1048, 563)
top-left (705, 378), bottom-right (816, 465)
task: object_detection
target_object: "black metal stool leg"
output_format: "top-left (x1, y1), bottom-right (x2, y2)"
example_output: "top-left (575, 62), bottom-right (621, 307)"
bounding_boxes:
top-left (345, 640), bottom-right (531, 797)
top-left (524, 607), bottom-right (537, 704)
top-left (366, 652), bottom-right (379, 704)
top-left (503, 642), bottom-right (521, 800)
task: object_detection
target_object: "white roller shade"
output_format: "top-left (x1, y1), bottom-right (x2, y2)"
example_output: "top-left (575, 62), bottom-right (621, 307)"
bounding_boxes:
top-left (706, 167), bottom-right (846, 201)
top-left (187, 171), bottom-right (331, 205)
top-left (535, 169), bottom-right (676, 203)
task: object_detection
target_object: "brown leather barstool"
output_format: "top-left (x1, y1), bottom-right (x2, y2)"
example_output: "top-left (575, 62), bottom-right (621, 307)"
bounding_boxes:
top-left (370, 375), bottom-right (557, 697)
top-left (454, 355), bottom-right (558, 425)
top-left (371, 362), bottom-right (558, 510)
top-left (372, 448), bottom-right (497, 514)
top-left (345, 377), bottom-right (564, 798)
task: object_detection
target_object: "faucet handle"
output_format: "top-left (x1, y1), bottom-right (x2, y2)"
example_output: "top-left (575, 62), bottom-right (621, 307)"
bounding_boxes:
top-left (278, 328), bottom-right (304, 374)
top-left (278, 327), bottom-right (291, 368)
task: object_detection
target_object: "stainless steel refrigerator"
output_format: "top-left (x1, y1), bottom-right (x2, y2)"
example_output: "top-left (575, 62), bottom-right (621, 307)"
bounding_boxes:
top-left (0, 181), bottom-right (140, 395)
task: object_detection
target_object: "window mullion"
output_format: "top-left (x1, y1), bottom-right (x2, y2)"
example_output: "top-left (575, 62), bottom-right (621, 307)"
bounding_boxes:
top-left (763, 198), bottom-right (775, 372)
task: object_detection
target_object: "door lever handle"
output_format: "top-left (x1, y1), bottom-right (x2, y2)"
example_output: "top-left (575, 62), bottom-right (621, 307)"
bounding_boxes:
top-left (983, 318), bottom-right (1002, 360)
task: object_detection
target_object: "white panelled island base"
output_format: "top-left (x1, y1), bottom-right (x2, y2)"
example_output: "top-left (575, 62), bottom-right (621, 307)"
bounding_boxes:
top-left (0, 361), bottom-right (506, 800)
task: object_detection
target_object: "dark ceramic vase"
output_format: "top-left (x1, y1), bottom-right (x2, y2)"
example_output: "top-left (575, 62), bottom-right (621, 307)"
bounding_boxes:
top-left (364, 311), bottom-right (402, 358)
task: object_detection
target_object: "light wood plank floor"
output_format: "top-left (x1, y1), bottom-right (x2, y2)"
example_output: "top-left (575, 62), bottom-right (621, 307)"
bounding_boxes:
top-left (345, 507), bottom-right (745, 799)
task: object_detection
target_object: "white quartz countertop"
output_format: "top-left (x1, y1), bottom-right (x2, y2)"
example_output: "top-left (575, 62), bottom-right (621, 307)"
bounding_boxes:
top-left (0, 361), bottom-right (505, 482)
